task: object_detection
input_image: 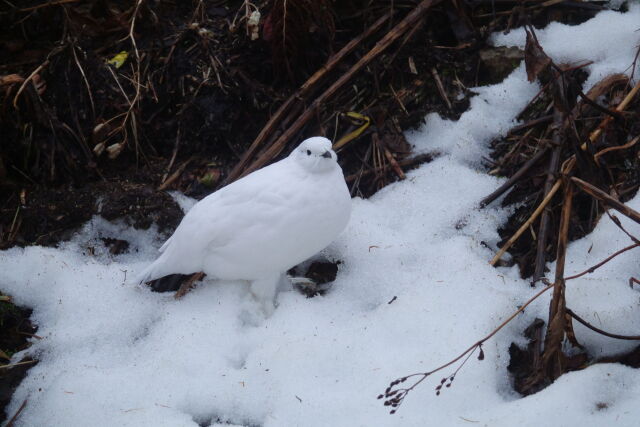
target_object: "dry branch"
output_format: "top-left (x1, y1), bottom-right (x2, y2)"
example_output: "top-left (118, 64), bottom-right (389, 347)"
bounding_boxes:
top-left (223, 11), bottom-right (394, 185)
top-left (567, 309), bottom-right (640, 341)
top-left (480, 146), bottom-right (548, 208)
top-left (541, 179), bottom-right (573, 379)
top-left (231, 0), bottom-right (445, 180)
top-left (490, 179), bottom-right (561, 266)
top-left (380, 281), bottom-right (555, 413)
top-left (532, 111), bottom-right (563, 283)
top-left (571, 177), bottom-right (640, 225)
top-left (565, 242), bottom-right (640, 281)
top-left (593, 135), bottom-right (639, 166)
top-left (586, 78), bottom-right (640, 147)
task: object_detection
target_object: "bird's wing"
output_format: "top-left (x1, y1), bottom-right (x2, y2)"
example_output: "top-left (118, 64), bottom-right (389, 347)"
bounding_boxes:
top-left (155, 159), bottom-right (297, 271)
top-left (158, 235), bottom-right (173, 253)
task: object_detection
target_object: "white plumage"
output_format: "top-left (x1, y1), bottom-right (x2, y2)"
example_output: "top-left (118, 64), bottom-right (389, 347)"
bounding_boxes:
top-left (137, 136), bottom-right (351, 312)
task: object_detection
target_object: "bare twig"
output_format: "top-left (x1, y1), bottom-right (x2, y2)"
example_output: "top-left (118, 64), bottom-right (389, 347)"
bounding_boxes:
top-left (12, 60), bottom-right (49, 109)
top-left (161, 128), bottom-right (181, 185)
top-left (480, 146), bottom-right (548, 208)
top-left (380, 282), bottom-right (555, 413)
top-left (70, 44), bottom-right (96, 119)
top-left (19, 0), bottom-right (79, 11)
top-left (381, 145), bottom-right (406, 180)
top-left (223, 11), bottom-right (394, 185)
top-left (431, 67), bottom-right (452, 111)
top-left (577, 91), bottom-right (625, 121)
top-left (233, 0), bottom-right (444, 180)
top-left (565, 242), bottom-right (640, 281)
top-left (540, 178), bottom-right (573, 380)
top-left (593, 135), bottom-right (639, 166)
top-left (490, 179), bottom-right (561, 266)
top-left (158, 158), bottom-right (191, 191)
top-left (605, 210), bottom-right (640, 244)
top-left (567, 309), bottom-right (640, 340)
top-left (5, 399), bottom-right (27, 427)
top-left (0, 359), bottom-right (37, 369)
top-left (507, 114), bottom-right (553, 135)
top-left (571, 177), bottom-right (640, 225)
top-left (533, 112), bottom-right (563, 283)
top-left (344, 152), bottom-right (435, 183)
top-left (587, 79), bottom-right (640, 146)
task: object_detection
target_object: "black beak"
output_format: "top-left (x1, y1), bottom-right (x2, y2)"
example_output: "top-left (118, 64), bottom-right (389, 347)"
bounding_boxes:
top-left (321, 150), bottom-right (332, 159)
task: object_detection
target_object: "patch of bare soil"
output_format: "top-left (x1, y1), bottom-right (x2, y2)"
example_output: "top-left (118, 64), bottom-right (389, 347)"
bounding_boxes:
top-left (0, 297), bottom-right (37, 425)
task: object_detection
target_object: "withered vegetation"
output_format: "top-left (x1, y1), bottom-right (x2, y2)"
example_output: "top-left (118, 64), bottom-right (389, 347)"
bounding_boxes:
top-left (0, 0), bottom-right (603, 248)
top-left (381, 4), bottom-right (640, 414)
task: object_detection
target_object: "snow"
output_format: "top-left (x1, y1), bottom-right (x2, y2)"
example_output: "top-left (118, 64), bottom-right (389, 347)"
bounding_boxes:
top-left (2, 5), bottom-right (640, 426)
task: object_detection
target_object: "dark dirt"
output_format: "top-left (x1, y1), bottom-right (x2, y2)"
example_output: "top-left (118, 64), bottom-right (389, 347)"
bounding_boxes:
top-left (0, 0), bottom-right (607, 249)
top-left (0, 299), bottom-right (37, 424)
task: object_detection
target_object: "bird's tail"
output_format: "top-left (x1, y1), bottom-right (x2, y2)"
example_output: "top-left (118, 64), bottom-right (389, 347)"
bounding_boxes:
top-left (133, 263), bottom-right (156, 285)
top-left (133, 254), bottom-right (169, 285)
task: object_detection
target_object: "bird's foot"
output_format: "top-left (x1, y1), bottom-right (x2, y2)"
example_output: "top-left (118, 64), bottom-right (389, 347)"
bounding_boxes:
top-left (249, 276), bottom-right (280, 317)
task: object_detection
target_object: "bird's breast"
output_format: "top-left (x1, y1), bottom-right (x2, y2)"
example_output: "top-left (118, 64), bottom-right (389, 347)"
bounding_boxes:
top-left (206, 169), bottom-right (351, 279)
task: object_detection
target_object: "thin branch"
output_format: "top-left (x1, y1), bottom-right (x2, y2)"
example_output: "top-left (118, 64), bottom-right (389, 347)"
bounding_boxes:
top-left (605, 210), bottom-right (640, 244)
top-left (380, 282), bottom-right (554, 413)
top-left (533, 143), bottom-right (562, 283)
top-left (507, 114), bottom-right (553, 135)
top-left (593, 135), bottom-right (639, 166)
top-left (233, 0), bottom-right (445, 180)
top-left (490, 179), bottom-right (561, 265)
top-left (571, 177), bottom-right (640, 225)
top-left (19, 0), bottom-right (79, 11)
top-left (565, 242), bottom-right (640, 281)
top-left (480, 146), bottom-right (549, 208)
top-left (71, 43), bottom-right (96, 119)
top-left (587, 79), bottom-right (640, 146)
top-left (12, 60), bottom-right (49, 109)
top-left (577, 90), bottom-right (625, 120)
top-left (5, 399), bottom-right (27, 427)
top-left (223, 11), bottom-right (394, 185)
top-left (567, 309), bottom-right (640, 340)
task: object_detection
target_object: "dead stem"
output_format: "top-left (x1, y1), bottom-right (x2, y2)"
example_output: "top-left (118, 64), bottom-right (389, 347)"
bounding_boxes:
top-left (565, 242), bottom-right (640, 281)
top-left (233, 0), bottom-right (445, 180)
top-left (223, 11), bottom-right (394, 185)
top-left (490, 179), bottom-right (561, 266)
top-left (381, 282), bottom-right (555, 413)
top-left (566, 309), bottom-right (640, 341)
top-left (572, 177), bottom-right (640, 225)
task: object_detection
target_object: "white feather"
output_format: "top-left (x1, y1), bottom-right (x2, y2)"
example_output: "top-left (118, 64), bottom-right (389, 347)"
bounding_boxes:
top-left (136, 137), bottom-right (351, 312)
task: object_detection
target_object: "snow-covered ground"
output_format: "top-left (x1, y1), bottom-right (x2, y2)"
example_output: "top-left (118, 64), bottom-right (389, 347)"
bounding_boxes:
top-left (2, 5), bottom-right (640, 426)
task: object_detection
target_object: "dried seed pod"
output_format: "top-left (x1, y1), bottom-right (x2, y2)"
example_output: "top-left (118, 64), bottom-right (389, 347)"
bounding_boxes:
top-left (106, 142), bottom-right (125, 159)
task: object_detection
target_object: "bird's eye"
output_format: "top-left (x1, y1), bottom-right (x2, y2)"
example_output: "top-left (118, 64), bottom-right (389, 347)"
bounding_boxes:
top-left (306, 150), bottom-right (311, 156)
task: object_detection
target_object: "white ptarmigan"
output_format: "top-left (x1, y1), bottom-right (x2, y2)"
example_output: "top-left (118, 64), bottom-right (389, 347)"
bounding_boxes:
top-left (137, 136), bottom-right (351, 313)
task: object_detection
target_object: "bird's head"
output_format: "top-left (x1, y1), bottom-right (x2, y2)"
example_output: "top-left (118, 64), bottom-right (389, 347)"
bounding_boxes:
top-left (291, 137), bottom-right (338, 173)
